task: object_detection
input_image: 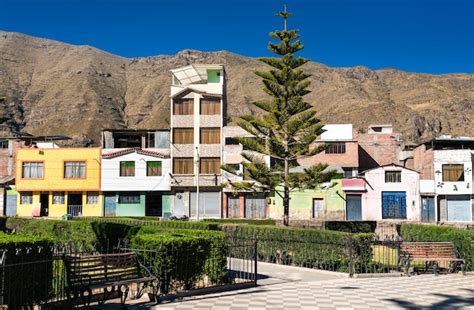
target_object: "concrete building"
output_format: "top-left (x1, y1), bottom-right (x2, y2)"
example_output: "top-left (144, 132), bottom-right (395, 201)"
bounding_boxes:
top-left (412, 136), bottom-right (474, 222)
top-left (355, 164), bottom-right (421, 221)
top-left (222, 126), bottom-right (269, 218)
top-left (101, 129), bottom-right (171, 217)
top-left (169, 64), bottom-right (225, 219)
top-left (356, 124), bottom-right (403, 171)
top-left (15, 147), bottom-right (102, 217)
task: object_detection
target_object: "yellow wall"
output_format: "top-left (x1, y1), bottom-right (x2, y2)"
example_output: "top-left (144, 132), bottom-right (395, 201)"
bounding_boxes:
top-left (16, 191), bottom-right (103, 218)
top-left (16, 191), bottom-right (40, 217)
top-left (15, 148), bottom-right (101, 191)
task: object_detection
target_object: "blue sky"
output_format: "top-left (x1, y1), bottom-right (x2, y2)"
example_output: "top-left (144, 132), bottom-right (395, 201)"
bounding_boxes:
top-left (1, 0), bottom-right (473, 74)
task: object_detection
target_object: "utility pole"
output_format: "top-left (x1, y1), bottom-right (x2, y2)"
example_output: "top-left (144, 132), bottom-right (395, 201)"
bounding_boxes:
top-left (195, 146), bottom-right (200, 221)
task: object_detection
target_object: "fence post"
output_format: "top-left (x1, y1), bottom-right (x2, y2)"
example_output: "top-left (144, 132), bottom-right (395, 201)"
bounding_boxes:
top-left (348, 235), bottom-right (354, 278)
top-left (254, 239), bottom-right (258, 286)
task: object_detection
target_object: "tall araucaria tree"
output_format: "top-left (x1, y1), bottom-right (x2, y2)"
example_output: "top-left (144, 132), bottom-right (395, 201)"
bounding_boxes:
top-left (223, 7), bottom-right (337, 226)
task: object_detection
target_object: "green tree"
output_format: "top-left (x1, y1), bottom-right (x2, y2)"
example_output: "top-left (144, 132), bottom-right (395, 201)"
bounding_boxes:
top-left (223, 7), bottom-right (337, 226)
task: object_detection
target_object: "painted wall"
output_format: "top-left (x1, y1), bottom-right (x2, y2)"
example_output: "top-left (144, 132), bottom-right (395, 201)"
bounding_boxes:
top-left (362, 166), bottom-right (420, 221)
top-left (15, 148), bottom-right (101, 191)
top-left (101, 151), bottom-right (171, 191)
top-left (271, 178), bottom-right (345, 220)
top-left (115, 193), bottom-right (146, 217)
top-left (433, 150), bottom-right (472, 196)
top-left (17, 191), bottom-right (103, 218)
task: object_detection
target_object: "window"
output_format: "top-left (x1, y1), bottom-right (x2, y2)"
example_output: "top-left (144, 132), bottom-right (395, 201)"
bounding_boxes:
top-left (227, 163), bottom-right (240, 171)
top-left (442, 164), bottom-right (464, 182)
top-left (200, 128), bottom-right (220, 144)
top-left (20, 192), bottom-right (33, 204)
top-left (118, 192), bottom-right (140, 204)
top-left (200, 98), bottom-right (220, 115)
top-left (173, 99), bottom-right (193, 115)
top-left (87, 192), bottom-right (99, 204)
top-left (343, 168), bottom-right (354, 179)
top-left (120, 161), bottom-right (135, 177)
top-left (325, 142), bottom-right (346, 154)
top-left (173, 128), bottom-right (194, 144)
top-left (385, 171), bottom-right (401, 183)
top-left (22, 162), bottom-right (44, 179)
top-left (0, 141), bottom-right (8, 149)
top-left (173, 158), bottom-right (194, 174)
top-left (225, 137), bottom-right (239, 145)
top-left (147, 161), bottom-right (162, 176)
top-left (64, 161), bottom-right (86, 178)
top-left (200, 158), bottom-right (220, 174)
top-left (52, 192), bottom-right (65, 204)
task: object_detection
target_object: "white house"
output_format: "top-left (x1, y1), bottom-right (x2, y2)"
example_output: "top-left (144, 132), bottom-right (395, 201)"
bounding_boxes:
top-left (360, 164), bottom-right (421, 221)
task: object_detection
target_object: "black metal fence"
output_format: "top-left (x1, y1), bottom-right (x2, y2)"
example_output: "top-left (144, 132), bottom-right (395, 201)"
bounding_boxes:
top-left (0, 240), bottom-right (258, 308)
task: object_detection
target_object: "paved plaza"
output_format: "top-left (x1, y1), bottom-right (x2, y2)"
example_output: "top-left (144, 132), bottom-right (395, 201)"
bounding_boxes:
top-left (104, 263), bottom-right (474, 309)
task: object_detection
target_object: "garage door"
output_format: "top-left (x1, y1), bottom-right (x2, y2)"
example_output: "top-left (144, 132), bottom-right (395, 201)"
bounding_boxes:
top-left (447, 195), bottom-right (471, 222)
top-left (190, 192), bottom-right (221, 218)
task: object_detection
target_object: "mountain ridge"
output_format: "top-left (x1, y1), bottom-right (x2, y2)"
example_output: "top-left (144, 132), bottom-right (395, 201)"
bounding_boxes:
top-left (1, 31), bottom-right (473, 145)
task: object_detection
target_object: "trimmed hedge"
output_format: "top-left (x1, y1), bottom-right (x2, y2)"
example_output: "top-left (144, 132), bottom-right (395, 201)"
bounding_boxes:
top-left (203, 218), bottom-right (276, 226)
top-left (78, 217), bottom-right (219, 231)
top-left (220, 224), bottom-right (374, 272)
top-left (398, 224), bottom-right (474, 271)
top-left (5, 218), bottom-right (133, 251)
top-left (325, 221), bottom-right (377, 234)
top-left (0, 233), bottom-right (54, 307)
top-left (131, 228), bottom-right (228, 293)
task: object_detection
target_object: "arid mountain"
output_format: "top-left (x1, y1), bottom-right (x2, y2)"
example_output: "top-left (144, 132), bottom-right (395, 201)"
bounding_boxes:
top-left (1, 31), bottom-right (473, 145)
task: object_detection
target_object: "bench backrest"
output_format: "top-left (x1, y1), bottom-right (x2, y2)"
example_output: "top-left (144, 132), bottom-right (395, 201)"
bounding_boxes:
top-left (401, 242), bottom-right (457, 259)
top-left (64, 252), bottom-right (140, 287)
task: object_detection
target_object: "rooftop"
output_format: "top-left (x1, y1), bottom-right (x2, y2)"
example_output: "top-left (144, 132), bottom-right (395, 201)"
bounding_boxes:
top-left (170, 64), bottom-right (224, 85)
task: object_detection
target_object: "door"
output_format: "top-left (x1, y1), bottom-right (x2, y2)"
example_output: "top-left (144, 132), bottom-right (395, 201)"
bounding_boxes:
top-left (346, 195), bottom-right (362, 220)
top-left (40, 193), bottom-right (49, 217)
top-left (146, 192), bottom-right (163, 216)
top-left (446, 195), bottom-right (471, 222)
top-left (5, 191), bottom-right (17, 217)
top-left (312, 198), bottom-right (324, 219)
top-left (173, 192), bottom-right (185, 217)
top-left (227, 196), bottom-right (240, 218)
top-left (104, 193), bottom-right (117, 217)
top-left (245, 194), bottom-right (265, 218)
top-left (421, 196), bottom-right (435, 222)
top-left (190, 192), bottom-right (221, 218)
top-left (67, 193), bottom-right (83, 216)
top-left (382, 191), bottom-right (407, 219)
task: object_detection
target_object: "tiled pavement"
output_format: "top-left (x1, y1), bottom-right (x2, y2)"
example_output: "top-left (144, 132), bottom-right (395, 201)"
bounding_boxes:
top-left (103, 263), bottom-right (474, 309)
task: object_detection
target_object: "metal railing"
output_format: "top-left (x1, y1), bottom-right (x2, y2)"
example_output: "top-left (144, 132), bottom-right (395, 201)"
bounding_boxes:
top-left (0, 240), bottom-right (258, 308)
top-left (67, 205), bottom-right (83, 217)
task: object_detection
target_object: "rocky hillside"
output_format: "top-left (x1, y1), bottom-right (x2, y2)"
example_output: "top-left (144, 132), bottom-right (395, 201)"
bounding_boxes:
top-left (1, 31), bottom-right (473, 145)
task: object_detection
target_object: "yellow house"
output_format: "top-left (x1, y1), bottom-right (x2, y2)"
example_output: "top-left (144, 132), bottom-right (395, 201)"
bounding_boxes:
top-left (15, 147), bottom-right (102, 217)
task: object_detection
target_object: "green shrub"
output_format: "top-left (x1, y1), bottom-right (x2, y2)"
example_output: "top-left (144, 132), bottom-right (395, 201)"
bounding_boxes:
top-left (78, 217), bottom-right (219, 231)
top-left (202, 218), bottom-right (276, 226)
top-left (0, 233), bottom-right (54, 308)
top-left (130, 229), bottom-right (228, 293)
top-left (325, 221), bottom-right (377, 233)
top-left (5, 218), bottom-right (132, 251)
top-left (220, 224), bottom-right (374, 272)
top-left (399, 224), bottom-right (474, 271)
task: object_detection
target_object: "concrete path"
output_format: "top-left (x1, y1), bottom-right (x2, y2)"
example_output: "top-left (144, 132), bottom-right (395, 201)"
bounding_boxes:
top-left (101, 263), bottom-right (474, 309)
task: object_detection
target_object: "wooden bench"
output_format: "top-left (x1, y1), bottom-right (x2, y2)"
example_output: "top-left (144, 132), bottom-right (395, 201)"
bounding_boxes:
top-left (64, 252), bottom-right (156, 307)
top-left (400, 242), bottom-right (465, 276)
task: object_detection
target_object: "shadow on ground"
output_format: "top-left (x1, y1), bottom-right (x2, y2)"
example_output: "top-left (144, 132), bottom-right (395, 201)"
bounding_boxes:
top-left (386, 288), bottom-right (474, 310)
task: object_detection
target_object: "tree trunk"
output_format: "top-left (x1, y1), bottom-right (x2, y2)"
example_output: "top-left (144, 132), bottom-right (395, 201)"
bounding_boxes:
top-left (283, 186), bottom-right (289, 226)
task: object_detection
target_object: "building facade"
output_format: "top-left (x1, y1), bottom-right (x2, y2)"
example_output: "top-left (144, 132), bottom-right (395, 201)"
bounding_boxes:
top-left (354, 164), bottom-right (421, 221)
top-left (15, 147), bottom-right (102, 217)
top-left (101, 145), bottom-right (171, 217)
top-left (169, 65), bottom-right (225, 219)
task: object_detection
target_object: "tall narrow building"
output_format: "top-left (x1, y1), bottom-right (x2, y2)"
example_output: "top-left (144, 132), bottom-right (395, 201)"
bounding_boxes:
top-left (169, 65), bottom-right (225, 219)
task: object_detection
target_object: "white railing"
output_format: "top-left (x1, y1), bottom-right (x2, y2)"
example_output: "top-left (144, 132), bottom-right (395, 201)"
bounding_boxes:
top-left (67, 205), bottom-right (82, 217)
